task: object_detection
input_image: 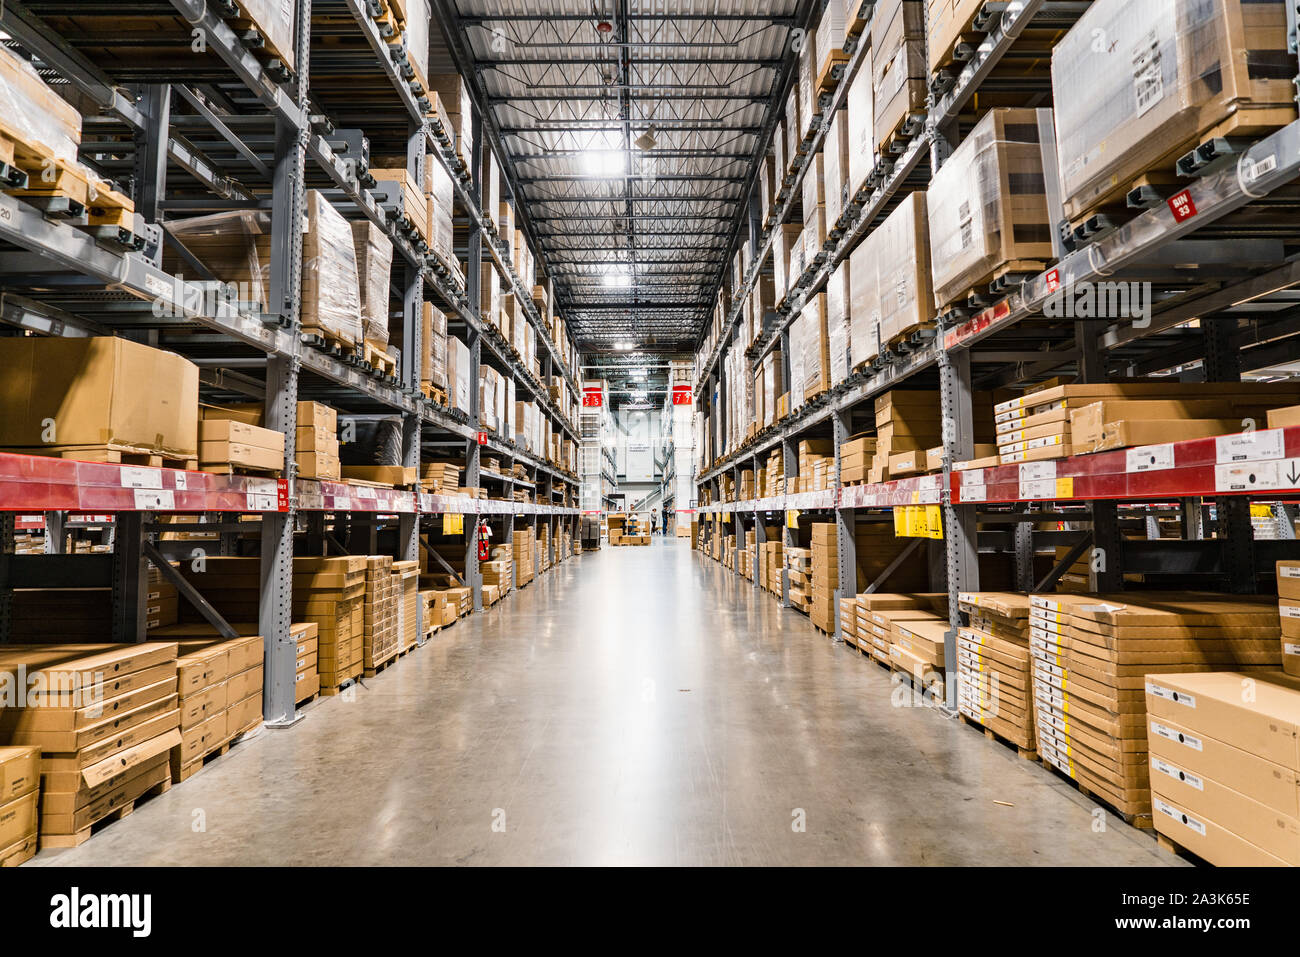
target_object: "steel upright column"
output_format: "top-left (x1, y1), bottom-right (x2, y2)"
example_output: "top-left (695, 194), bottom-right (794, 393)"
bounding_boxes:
top-left (133, 85), bottom-right (171, 248)
top-left (832, 407), bottom-right (854, 642)
top-left (939, 344), bottom-right (977, 690)
top-left (465, 106), bottom-right (484, 612)
top-left (1204, 319), bottom-right (1257, 593)
top-left (259, 0), bottom-right (310, 727)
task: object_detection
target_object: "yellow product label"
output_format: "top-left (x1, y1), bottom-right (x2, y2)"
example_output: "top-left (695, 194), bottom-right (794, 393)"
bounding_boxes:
top-left (786, 509), bottom-right (800, 528)
top-left (1055, 477), bottom-right (1074, 498)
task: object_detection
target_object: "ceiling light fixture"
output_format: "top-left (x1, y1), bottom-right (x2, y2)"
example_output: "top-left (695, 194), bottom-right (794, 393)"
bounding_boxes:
top-left (634, 126), bottom-right (658, 151)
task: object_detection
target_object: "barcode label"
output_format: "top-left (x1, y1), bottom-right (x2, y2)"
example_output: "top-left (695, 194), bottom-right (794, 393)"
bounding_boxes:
top-left (1132, 29), bottom-right (1163, 118)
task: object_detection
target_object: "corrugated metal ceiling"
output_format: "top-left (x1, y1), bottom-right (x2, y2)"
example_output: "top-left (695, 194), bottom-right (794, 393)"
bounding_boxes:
top-left (439, 0), bottom-right (801, 352)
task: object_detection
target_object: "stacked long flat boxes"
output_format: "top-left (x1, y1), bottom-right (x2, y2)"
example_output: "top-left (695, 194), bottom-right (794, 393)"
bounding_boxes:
top-left (512, 529), bottom-right (536, 587)
top-left (0, 643), bottom-right (180, 848)
top-left (296, 401), bottom-right (340, 480)
top-left (1030, 592), bottom-right (1282, 826)
top-left (295, 557), bottom-right (365, 691)
top-left (810, 524), bottom-right (838, 633)
top-left (292, 622), bottom-right (320, 703)
top-left (956, 592), bottom-right (1036, 753)
top-left (889, 615), bottom-right (948, 694)
top-left (1145, 671), bottom-right (1300, 866)
top-left (854, 594), bottom-right (947, 663)
top-left (786, 546), bottom-right (812, 611)
top-left (0, 747), bottom-right (40, 866)
top-left (1279, 560), bottom-right (1300, 675)
top-left (839, 598), bottom-right (859, 647)
top-left (364, 557), bottom-right (399, 672)
top-left (871, 0), bottom-right (926, 151)
top-left (393, 561), bottom-right (419, 652)
top-left (171, 635), bottom-right (263, 781)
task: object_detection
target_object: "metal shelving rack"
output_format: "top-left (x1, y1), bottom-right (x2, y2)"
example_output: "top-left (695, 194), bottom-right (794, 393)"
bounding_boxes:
top-left (694, 0), bottom-right (1300, 680)
top-left (0, 0), bottom-right (583, 725)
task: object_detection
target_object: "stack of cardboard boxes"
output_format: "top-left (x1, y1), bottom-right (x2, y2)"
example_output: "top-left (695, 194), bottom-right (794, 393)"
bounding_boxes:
top-left (393, 561), bottom-right (419, 652)
top-left (295, 558), bottom-right (364, 692)
top-left (296, 401), bottom-right (340, 480)
top-left (0, 746), bottom-right (39, 866)
top-left (1279, 560), bottom-right (1300, 675)
top-left (1030, 593), bottom-right (1282, 828)
top-left (810, 524), bottom-right (839, 633)
top-left (170, 635), bottom-right (263, 781)
top-left (293, 622), bottom-right (320, 703)
top-left (0, 643), bottom-right (181, 848)
top-left (854, 594), bottom-right (947, 664)
top-left (838, 434), bottom-right (876, 484)
top-left (786, 546), bottom-right (812, 613)
top-left (872, 0), bottom-right (926, 154)
top-left (1145, 671), bottom-right (1300, 866)
top-left (873, 391), bottom-right (941, 482)
top-left (956, 592), bottom-right (1036, 753)
top-left (363, 557), bottom-right (399, 673)
top-left (512, 530), bottom-right (536, 587)
top-left (198, 418), bottom-right (285, 475)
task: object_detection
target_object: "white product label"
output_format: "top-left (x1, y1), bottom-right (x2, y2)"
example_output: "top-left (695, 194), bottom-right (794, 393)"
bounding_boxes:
top-left (1132, 29), bottom-right (1164, 118)
top-left (120, 467), bottom-right (163, 490)
top-left (1244, 154), bottom-right (1278, 186)
top-left (1151, 757), bottom-right (1203, 790)
top-left (1216, 429), bottom-right (1284, 464)
top-left (246, 492), bottom-right (276, 511)
top-left (143, 272), bottom-right (172, 299)
top-left (960, 485), bottom-right (986, 503)
top-left (1019, 479), bottom-right (1057, 500)
top-left (1214, 460), bottom-right (1283, 493)
top-left (1019, 461), bottom-right (1057, 483)
top-left (1126, 444), bottom-right (1174, 473)
top-left (1285, 642), bottom-right (1300, 655)
top-left (1282, 566), bottom-right (1300, 579)
top-left (1150, 720), bottom-right (1202, 751)
top-left (133, 489), bottom-right (175, 510)
top-left (1146, 682), bottom-right (1194, 707)
top-left (173, 472), bottom-right (188, 490)
top-left (960, 470), bottom-right (987, 489)
top-left (1153, 797), bottom-right (1206, 836)
top-left (1281, 605), bottom-right (1300, 620)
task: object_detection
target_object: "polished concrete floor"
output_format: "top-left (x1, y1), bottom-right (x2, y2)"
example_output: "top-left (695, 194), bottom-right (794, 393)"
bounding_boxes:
top-left (36, 538), bottom-right (1174, 866)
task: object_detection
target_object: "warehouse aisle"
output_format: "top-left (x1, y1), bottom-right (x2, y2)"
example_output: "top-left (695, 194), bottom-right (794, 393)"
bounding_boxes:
top-left (35, 541), bottom-right (1173, 867)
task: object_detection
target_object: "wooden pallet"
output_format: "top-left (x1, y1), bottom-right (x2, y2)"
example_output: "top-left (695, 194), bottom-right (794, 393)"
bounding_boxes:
top-left (302, 327), bottom-right (359, 357)
top-left (1155, 831), bottom-right (1212, 866)
top-left (363, 653), bottom-right (399, 678)
top-left (1038, 758), bottom-right (1153, 830)
top-left (845, 0), bottom-right (872, 37)
top-left (40, 766), bottom-right (172, 849)
top-left (230, 0), bottom-right (298, 74)
top-left (173, 721), bottom-right (263, 783)
top-left (877, 111), bottom-right (927, 157)
top-left (958, 713), bottom-right (1037, 760)
top-left (320, 674), bottom-right (360, 697)
top-left (938, 259), bottom-right (1048, 315)
top-left (199, 462), bottom-right (283, 478)
top-left (9, 444), bottom-right (197, 470)
top-left (363, 339), bottom-right (397, 376)
top-left (1063, 108), bottom-right (1298, 242)
top-left (816, 50), bottom-right (851, 96)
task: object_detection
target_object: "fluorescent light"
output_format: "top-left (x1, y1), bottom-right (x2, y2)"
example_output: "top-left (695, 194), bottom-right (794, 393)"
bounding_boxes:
top-left (584, 149), bottom-right (626, 177)
top-left (616, 341), bottom-right (634, 351)
top-left (602, 268), bottom-right (631, 288)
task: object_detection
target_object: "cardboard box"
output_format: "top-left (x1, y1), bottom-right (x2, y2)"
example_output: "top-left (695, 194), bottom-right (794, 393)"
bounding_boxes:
top-left (341, 465), bottom-right (417, 486)
top-left (0, 791), bottom-right (38, 851)
top-left (0, 337), bottom-right (198, 456)
top-left (927, 108), bottom-right (1055, 310)
top-left (1053, 0), bottom-right (1296, 222)
top-left (1144, 671), bottom-right (1300, 769)
top-left (0, 747), bottom-right (40, 804)
top-left (297, 401), bottom-right (337, 431)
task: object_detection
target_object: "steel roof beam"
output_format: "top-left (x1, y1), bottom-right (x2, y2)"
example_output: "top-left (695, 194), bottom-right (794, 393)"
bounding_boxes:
top-left (487, 92), bottom-right (769, 103)
top-left (499, 124), bottom-right (763, 134)
top-left (518, 174), bottom-right (746, 183)
top-left (479, 57), bottom-right (782, 66)
top-left (462, 14), bottom-right (795, 23)
top-left (531, 215), bottom-right (733, 222)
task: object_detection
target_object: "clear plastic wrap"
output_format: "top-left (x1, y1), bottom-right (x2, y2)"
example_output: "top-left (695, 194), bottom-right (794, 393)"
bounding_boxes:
top-left (164, 209), bottom-right (271, 314)
top-left (846, 50), bottom-right (875, 195)
top-left (800, 293), bottom-right (830, 399)
top-left (816, 0), bottom-right (848, 79)
top-left (848, 212), bottom-right (881, 368)
top-left (0, 44), bottom-right (82, 165)
top-left (927, 108), bottom-right (1054, 310)
top-left (823, 108), bottom-right (850, 227)
top-left (448, 336), bottom-right (471, 413)
top-left (239, 0), bottom-right (297, 71)
top-left (1052, 0), bottom-right (1295, 220)
top-left (874, 191), bottom-right (932, 343)
top-left (787, 308), bottom-right (806, 412)
top-left (302, 190), bottom-right (363, 346)
top-left (351, 220), bottom-right (393, 346)
top-left (404, 0), bottom-right (430, 87)
top-left (826, 260), bottom-right (851, 385)
top-left (423, 303), bottom-right (448, 391)
top-left (787, 227), bottom-right (806, 296)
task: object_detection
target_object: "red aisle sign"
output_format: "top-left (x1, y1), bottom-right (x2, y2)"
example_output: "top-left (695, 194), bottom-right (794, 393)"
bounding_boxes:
top-left (1168, 189), bottom-right (1198, 223)
top-left (476, 431), bottom-right (488, 445)
top-left (583, 389), bottom-right (603, 408)
top-left (277, 478), bottom-right (290, 511)
top-left (672, 385), bottom-right (693, 406)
